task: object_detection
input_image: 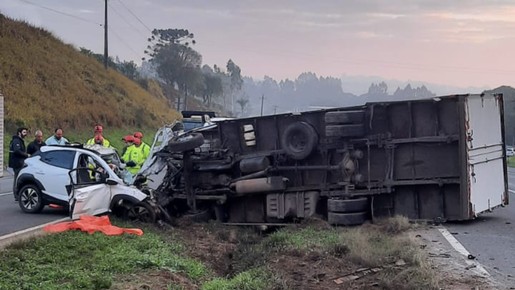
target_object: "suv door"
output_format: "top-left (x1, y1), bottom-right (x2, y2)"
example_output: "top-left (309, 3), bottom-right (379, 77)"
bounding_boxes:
top-left (38, 150), bottom-right (76, 202)
top-left (68, 167), bottom-right (112, 220)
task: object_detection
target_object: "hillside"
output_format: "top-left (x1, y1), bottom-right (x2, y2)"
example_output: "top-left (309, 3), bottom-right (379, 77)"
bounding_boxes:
top-left (0, 13), bottom-right (180, 134)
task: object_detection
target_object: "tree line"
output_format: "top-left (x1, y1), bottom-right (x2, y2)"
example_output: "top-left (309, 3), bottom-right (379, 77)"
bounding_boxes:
top-left (80, 28), bottom-right (244, 116)
top-left (80, 27), bottom-right (436, 118)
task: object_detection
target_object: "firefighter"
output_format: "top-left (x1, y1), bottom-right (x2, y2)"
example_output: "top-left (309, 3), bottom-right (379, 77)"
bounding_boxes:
top-left (121, 135), bottom-right (135, 156)
top-left (86, 124), bottom-right (110, 147)
top-left (133, 132), bottom-right (150, 160)
top-left (122, 137), bottom-right (148, 175)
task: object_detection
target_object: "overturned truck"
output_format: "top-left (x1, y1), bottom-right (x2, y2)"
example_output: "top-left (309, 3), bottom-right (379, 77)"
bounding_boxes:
top-left (141, 93), bottom-right (508, 225)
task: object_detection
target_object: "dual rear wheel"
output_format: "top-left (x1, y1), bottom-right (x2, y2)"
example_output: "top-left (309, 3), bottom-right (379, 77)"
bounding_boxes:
top-left (327, 197), bottom-right (369, 226)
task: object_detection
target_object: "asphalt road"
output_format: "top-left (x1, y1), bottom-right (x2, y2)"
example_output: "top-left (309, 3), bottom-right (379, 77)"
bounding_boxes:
top-left (0, 170), bottom-right (67, 236)
top-left (446, 167), bottom-right (515, 287)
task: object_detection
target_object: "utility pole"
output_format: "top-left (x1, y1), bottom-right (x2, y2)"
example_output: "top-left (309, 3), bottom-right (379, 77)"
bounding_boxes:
top-left (260, 94), bottom-right (265, 116)
top-left (103, 0), bottom-right (108, 69)
top-left (177, 97), bottom-right (181, 111)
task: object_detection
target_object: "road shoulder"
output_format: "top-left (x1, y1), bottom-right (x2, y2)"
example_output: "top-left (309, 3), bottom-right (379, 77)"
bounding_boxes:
top-left (0, 217), bottom-right (69, 249)
top-left (412, 226), bottom-right (503, 289)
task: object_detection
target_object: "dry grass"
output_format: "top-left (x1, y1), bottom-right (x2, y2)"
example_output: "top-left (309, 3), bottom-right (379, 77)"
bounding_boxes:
top-left (376, 215), bottom-right (413, 234)
top-left (338, 217), bottom-right (438, 289)
top-left (0, 13), bottom-right (181, 134)
top-left (208, 217), bottom-right (440, 289)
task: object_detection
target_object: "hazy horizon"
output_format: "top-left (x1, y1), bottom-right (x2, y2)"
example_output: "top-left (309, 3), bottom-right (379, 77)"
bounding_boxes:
top-left (1, 1), bottom-right (514, 89)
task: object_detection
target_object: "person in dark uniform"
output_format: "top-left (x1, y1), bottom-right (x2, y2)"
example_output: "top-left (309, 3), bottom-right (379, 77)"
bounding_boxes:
top-left (27, 130), bottom-right (46, 155)
top-left (8, 127), bottom-right (29, 201)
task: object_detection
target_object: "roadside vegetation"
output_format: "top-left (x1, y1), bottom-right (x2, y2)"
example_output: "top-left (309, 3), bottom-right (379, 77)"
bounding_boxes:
top-left (0, 224), bottom-right (207, 290)
top-left (0, 14), bottom-right (180, 132)
top-left (507, 156), bottom-right (515, 168)
top-left (0, 216), bottom-right (441, 289)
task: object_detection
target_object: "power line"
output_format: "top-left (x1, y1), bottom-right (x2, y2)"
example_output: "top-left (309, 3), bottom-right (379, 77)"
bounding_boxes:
top-left (109, 28), bottom-right (144, 60)
top-left (115, 0), bottom-right (152, 33)
top-left (108, 2), bottom-right (147, 39)
top-left (18, 0), bottom-right (102, 26)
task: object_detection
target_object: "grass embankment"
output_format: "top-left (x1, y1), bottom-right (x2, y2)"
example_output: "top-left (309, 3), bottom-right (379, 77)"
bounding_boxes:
top-left (0, 225), bottom-right (206, 289)
top-left (0, 217), bottom-right (439, 289)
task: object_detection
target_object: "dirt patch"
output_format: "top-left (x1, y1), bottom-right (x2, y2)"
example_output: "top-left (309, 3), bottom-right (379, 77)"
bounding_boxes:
top-left (116, 218), bottom-right (502, 289)
top-left (166, 218), bottom-right (427, 289)
top-left (111, 269), bottom-right (198, 290)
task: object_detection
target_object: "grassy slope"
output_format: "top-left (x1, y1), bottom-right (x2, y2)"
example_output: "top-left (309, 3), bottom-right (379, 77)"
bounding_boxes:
top-left (0, 13), bottom-right (182, 159)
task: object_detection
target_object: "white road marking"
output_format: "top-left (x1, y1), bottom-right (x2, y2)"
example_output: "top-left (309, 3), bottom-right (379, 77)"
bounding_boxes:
top-left (0, 192), bottom-right (13, 197)
top-left (0, 217), bottom-right (70, 242)
top-left (509, 189), bottom-right (515, 194)
top-left (438, 227), bottom-right (490, 277)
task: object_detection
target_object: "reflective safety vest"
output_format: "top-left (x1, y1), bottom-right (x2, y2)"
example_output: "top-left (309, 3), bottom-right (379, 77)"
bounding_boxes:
top-left (86, 137), bottom-right (111, 148)
top-left (122, 144), bottom-right (148, 175)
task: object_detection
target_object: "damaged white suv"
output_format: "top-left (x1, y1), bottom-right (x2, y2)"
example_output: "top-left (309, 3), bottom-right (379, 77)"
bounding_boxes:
top-left (15, 145), bottom-right (154, 221)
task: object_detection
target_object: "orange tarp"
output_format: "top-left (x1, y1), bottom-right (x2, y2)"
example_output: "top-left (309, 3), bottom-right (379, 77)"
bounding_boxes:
top-left (43, 215), bottom-right (143, 236)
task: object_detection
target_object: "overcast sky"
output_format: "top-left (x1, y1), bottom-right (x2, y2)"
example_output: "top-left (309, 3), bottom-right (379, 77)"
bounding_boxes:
top-left (1, 0), bottom-right (514, 88)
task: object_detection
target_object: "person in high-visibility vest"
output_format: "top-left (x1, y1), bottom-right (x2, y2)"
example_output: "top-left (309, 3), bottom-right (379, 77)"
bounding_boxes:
top-left (133, 132), bottom-right (150, 159)
top-left (121, 135), bottom-right (135, 156)
top-left (122, 137), bottom-right (148, 175)
top-left (86, 124), bottom-right (110, 147)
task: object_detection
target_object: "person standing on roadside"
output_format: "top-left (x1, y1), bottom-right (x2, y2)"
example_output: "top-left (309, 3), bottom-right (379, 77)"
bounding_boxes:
top-left (27, 130), bottom-right (46, 155)
top-left (8, 127), bottom-right (29, 200)
top-left (45, 128), bottom-right (69, 145)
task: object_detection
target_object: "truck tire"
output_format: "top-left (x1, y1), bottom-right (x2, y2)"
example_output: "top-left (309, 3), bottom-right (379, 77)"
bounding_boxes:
top-left (328, 211), bottom-right (368, 226)
top-left (325, 124), bottom-right (364, 137)
top-left (168, 132), bottom-right (204, 152)
top-left (325, 110), bottom-right (364, 124)
top-left (281, 122), bottom-right (318, 160)
top-left (328, 197), bottom-right (369, 213)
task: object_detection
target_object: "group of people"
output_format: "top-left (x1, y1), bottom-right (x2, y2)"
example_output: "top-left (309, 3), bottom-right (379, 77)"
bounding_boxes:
top-left (8, 125), bottom-right (152, 185)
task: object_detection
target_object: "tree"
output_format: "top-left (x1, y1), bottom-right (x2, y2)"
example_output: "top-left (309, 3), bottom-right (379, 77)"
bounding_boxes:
top-left (144, 29), bottom-right (202, 110)
top-left (236, 98), bottom-right (249, 117)
top-left (201, 71), bottom-right (223, 106)
top-left (117, 60), bottom-right (139, 80)
top-left (226, 59), bottom-right (243, 112)
top-left (368, 81), bottom-right (388, 96)
top-left (143, 28), bottom-right (195, 59)
top-left (79, 47), bottom-right (116, 68)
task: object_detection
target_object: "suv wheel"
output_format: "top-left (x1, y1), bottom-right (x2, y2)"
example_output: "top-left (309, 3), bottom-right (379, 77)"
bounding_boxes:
top-left (124, 201), bottom-right (156, 223)
top-left (18, 184), bottom-right (45, 213)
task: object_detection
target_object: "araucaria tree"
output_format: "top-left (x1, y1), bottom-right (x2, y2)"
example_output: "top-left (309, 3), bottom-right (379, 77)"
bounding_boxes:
top-left (144, 28), bottom-right (202, 110)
